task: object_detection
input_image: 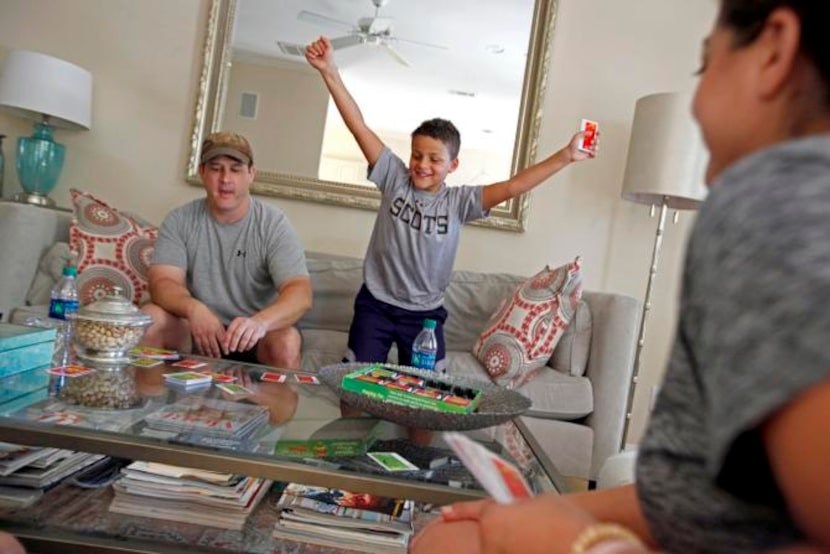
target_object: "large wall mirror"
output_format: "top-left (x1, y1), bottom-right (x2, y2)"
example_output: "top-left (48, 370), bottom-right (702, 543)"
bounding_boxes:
top-left (187, 0), bottom-right (558, 232)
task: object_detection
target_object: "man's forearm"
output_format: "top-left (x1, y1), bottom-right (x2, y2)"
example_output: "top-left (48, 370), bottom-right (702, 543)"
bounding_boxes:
top-left (149, 278), bottom-right (201, 320)
top-left (252, 279), bottom-right (312, 331)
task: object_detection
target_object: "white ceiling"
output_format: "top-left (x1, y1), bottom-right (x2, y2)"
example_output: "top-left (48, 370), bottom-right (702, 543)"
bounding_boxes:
top-left (231, 0), bottom-right (537, 146)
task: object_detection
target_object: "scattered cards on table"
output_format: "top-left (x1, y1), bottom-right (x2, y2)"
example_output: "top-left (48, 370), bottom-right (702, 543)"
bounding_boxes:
top-left (216, 383), bottom-right (253, 397)
top-left (293, 374), bottom-right (319, 385)
top-left (199, 371), bottom-right (236, 383)
top-left (131, 357), bottom-right (163, 368)
top-left (128, 346), bottom-right (181, 360)
top-left (164, 371), bottom-right (212, 388)
top-left (367, 451), bottom-right (419, 472)
top-left (171, 359), bottom-right (208, 370)
top-left (46, 365), bottom-right (94, 378)
top-left (258, 371), bottom-right (287, 383)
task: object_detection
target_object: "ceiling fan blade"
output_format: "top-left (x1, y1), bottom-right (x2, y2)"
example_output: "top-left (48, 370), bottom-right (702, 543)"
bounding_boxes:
top-left (381, 43), bottom-right (410, 67)
top-left (393, 35), bottom-right (448, 50)
top-left (330, 35), bottom-right (364, 50)
top-left (297, 10), bottom-right (354, 32)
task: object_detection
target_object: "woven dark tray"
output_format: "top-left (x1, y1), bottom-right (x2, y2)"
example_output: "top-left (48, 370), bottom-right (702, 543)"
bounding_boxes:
top-left (318, 362), bottom-right (531, 431)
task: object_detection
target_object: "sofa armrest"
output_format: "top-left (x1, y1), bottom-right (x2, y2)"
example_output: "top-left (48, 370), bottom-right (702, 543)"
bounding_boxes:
top-left (0, 202), bottom-right (72, 321)
top-left (581, 291), bottom-right (640, 480)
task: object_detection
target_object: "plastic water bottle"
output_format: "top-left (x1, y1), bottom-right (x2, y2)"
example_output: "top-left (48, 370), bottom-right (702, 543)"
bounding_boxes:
top-left (49, 262), bottom-right (79, 366)
top-left (411, 318), bottom-right (438, 371)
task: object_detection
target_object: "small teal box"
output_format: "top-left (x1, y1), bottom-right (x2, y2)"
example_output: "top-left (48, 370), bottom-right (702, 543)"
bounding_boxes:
top-left (0, 323), bottom-right (57, 378)
top-left (0, 365), bottom-right (50, 405)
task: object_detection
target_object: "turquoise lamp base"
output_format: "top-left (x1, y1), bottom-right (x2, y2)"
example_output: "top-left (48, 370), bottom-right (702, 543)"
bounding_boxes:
top-left (13, 191), bottom-right (55, 207)
top-left (14, 120), bottom-right (65, 207)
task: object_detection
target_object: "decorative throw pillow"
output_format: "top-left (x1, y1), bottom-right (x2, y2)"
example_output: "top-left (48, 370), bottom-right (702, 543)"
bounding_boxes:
top-left (473, 258), bottom-right (583, 389)
top-left (69, 189), bottom-right (158, 306)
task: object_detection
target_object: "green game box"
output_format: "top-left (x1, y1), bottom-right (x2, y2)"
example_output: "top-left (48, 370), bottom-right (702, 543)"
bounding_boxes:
top-left (340, 364), bottom-right (482, 414)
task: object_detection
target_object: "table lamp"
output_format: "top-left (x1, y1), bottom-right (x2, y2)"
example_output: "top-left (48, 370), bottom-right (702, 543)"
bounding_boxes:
top-left (0, 50), bottom-right (92, 207)
top-left (619, 91), bottom-right (708, 447)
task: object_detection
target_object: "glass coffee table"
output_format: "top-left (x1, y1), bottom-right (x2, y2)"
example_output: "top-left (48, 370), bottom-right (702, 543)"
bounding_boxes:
top-left (0, 354), bottom-right (568, 553)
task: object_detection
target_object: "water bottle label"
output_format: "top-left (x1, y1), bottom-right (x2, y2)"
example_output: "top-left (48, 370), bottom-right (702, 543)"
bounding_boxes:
top-left (63, 300), bottom-right (79, 315)
top-left (49, 299), bottom-right (66, 320)
top-left (412, 351), bottom-right (437, 371)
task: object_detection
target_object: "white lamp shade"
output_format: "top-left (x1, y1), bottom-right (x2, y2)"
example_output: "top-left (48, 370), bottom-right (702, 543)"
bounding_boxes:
top-left (0, 50), bottom-right (92, 130)
top-left (621, 92), bottom-right (707, 210)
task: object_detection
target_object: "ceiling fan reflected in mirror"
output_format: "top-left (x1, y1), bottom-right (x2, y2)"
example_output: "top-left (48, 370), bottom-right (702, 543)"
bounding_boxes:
top-left (277, 0), bottom-right (447, 67)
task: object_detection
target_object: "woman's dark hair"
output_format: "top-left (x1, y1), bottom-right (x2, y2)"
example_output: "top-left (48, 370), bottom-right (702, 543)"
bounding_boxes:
top-left (719, 1), bottom-right (829, 99)
top-left (412, 118), bottom-right (461, 159)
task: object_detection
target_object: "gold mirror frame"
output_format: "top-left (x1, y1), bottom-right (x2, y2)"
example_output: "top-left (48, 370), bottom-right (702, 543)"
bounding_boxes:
top-left (187, 0), bottom-right (558, 233)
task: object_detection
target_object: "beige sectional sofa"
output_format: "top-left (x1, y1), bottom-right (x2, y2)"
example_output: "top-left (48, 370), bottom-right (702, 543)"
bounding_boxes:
top-left (0, 200), bottom-right (640, 481)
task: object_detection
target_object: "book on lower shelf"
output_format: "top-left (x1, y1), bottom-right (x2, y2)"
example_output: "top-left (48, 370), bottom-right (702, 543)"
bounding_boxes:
top-left (109, 461), bottom-right (271, 531)
top-left (272, 483), bottom-right (414, 554)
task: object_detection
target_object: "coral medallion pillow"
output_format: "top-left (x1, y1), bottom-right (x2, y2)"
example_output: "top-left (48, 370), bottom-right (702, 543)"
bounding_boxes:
top-left (69, 189), bottom-right (158, 305)
top-left (473, 258), bottom-right (583, 389)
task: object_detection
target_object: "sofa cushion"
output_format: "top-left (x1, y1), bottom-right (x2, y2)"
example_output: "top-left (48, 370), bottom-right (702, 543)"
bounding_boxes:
top-left (548, 299), bottom-right (592, 377)
top-left (473, 259), bottom-right (583, 389)
top-left (300, 253), bottom-right (363, 333)
top-left (517, 369), bottom-right (593, 420)
top-left (69, 189), bottom-right (158, 306)
top-left (25, 242), bottom-right (73, 306)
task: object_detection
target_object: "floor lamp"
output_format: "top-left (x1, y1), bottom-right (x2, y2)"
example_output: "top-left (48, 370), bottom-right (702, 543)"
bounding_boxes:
top-left (619, 92), bottom-right (708, 448)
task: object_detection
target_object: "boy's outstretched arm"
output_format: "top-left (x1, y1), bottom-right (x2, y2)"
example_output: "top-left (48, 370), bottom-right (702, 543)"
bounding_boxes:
top-left (481, 132), bottom-right (595, 210)
top-left (306, 36), bottom-right (384, 167)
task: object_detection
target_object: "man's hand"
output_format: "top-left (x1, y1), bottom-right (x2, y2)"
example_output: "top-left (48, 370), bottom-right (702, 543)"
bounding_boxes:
top-left (187, 302), bottom-right (226, 358)
top-left (305, 36), bottom-right (334, 72)
top-left (223, 316), bottom-right (267, 354)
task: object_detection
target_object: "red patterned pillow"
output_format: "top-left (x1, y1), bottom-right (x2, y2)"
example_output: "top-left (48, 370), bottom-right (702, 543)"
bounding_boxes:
top-left (473, 258), bottom-right (583, 389)
top-left (69, 189), bottom-right (158, 306)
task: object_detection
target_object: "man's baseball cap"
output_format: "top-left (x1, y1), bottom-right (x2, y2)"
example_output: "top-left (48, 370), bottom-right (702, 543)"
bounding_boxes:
top-left (200, 131), bottom-right (254, 166)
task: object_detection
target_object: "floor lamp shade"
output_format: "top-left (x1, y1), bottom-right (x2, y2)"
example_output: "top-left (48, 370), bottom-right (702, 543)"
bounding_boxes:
top-left (0, 50), bottom-right (92, 206)
top-left (621, 92), bottom-right (707, 210)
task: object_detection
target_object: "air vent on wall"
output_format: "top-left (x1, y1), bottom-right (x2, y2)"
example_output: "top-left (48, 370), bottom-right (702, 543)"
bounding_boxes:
top-left (240, 91), bottom-right (258, 119)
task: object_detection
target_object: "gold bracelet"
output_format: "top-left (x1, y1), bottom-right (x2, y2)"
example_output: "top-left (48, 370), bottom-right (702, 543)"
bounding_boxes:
top-left (571, 523), bottom-right (646, 554)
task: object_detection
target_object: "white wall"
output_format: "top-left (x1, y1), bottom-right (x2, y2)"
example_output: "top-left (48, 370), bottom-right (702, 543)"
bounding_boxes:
top-left (0, 0), bottom-right (717, 444)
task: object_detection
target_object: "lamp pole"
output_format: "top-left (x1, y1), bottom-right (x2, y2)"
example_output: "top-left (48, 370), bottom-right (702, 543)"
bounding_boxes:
top-left (621, 197), bottom-right (672, 449)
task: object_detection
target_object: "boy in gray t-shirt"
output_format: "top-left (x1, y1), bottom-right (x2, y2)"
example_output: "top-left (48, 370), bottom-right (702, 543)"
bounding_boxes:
top-left (306, 37), bottom-right (595, 373)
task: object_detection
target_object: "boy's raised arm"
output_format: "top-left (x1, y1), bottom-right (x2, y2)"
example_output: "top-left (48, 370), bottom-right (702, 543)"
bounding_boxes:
top-left (306, 36), bottom-right (384, 167)
top-left (481, 132), bottom-right (595, 210)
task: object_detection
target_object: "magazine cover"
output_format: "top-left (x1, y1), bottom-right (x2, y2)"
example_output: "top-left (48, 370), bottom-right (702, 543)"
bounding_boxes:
top-left (143, 397), bottom-right (268, 438)
top-left (277, 483), bottom-right (413, 527)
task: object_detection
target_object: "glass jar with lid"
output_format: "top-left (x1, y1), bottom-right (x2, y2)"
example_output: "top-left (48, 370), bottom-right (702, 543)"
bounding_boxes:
top-left (69, 287), bottom-right (152, 364)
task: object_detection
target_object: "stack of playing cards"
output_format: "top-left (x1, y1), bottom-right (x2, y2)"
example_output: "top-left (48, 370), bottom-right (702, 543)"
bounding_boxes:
top-left (164, 371), bottom-right (212, 389)
top-left (129, 346), bottom-right (181, 361)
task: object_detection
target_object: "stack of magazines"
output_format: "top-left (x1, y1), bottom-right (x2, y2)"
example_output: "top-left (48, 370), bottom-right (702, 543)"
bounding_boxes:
top-left (143, 396), bottom-right (269, 439)
top-left (272, 483), bottom-right (414, 553)
top-left (109, 461), bottom-right (271, 530)
top-left (0, 442), bottom-right (105, 508)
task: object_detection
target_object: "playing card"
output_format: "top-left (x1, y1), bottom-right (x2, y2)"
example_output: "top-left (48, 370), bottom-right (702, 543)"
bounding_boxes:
top-left (258, 371), bottom-right (287, 383)
top-left (46, 365), bottom-right (94, 377)
top-left (171, 359), bottom-right (207, 369)
top-left (200, 371), bottom-right (236, 383)
top-left (443, 431), bottom-right (532, 504)
top-left (131, 357), bottom-right (163, 368)
top-left (216, 383), bottom-right (253, 397)
top-left (367, 451), bottom-right (419, 472)
top-left (128, 346), bottom-right (181, 360)
top-left (578, 118), bottom-right (599, 153)
top-left (293, 374), bottom-right (319, 385)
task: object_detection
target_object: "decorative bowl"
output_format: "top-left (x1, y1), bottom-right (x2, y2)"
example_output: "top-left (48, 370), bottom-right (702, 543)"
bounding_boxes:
top-left (318, 362), bottom-right (532, 431)
top-left (69, 287), bottom-right (152, 364)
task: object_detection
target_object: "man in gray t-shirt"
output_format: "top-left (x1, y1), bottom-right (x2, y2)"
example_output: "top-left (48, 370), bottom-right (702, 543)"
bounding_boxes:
top-left (141, 131), bottom-right (311, 368)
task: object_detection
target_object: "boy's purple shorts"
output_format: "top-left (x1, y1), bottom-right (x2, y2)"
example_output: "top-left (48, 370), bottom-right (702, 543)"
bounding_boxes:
top-left (345, 285), bottom-right (447, 372)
